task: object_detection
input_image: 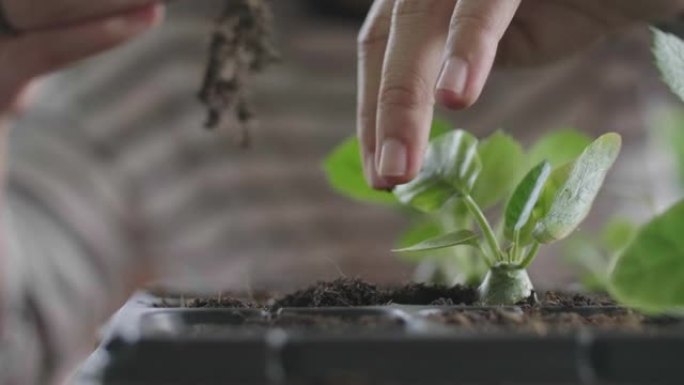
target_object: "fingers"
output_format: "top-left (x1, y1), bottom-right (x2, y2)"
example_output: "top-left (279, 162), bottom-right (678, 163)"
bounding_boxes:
top-left (0, 4), bottom-right (163, 110)
top-left (2, 0), bottom-right (158, 30)
top-left (436, 0), bottom-right (521, 109)
top-left (374, 0), bottom-right (456, 185)
top-left (357, 0), bottom-right (394, 189)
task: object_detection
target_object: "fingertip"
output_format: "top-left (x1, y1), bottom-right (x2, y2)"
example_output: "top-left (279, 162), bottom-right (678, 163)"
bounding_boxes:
top-left (378, 173), bottom-right (417, 188)
top-left (435, 88), bottom-right (471, 110)
top-left (363, 151), bottom-right (395, 190)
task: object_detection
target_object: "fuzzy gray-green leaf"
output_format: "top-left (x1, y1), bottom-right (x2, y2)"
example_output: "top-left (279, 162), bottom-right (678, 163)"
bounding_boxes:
top-left (394, 130), bottom-right (482, 213)
top-left (393, 229), bottom-right (479, 253)
top-left (504, 161), bottom-right (551, 241)
top-left (534, 133), bottom-right (621, 243)
top-left (653, 28), bottom-right (684, 103)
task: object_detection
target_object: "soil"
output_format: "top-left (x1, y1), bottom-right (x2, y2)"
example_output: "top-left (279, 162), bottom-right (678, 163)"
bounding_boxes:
top-left (182, 313), bottom-right (406, 336)
top-left (271, 278), bottom-right (478, 309)
top-left (149, 279), bottom-right (684, 336)
top-left (198, 0), bottom-right (278, 145)
top-left (171, 278), bottom-right (614, 310)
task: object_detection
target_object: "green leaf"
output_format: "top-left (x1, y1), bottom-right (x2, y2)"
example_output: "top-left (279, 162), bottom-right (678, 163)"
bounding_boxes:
top-left (504, 161), bottom-right (552, 241)
top-left (534, 133), bottom-right (622, 243)
top-left (514, 162), bottom-right (574, 245)
top-left (323, 137), bottom-right (397, 205)
top-left (600, 217), bottom-right (637, 254)
top-left (472, 130), bottom-right (525, 208)
top-left (395, 219), bottom-right (444, 262)
top-left (610, 200), bottom-right (684, 312)
top-left (322, 119), bottom-right (452, 206)
top-left (655, 108), bottom-right (684, 186)
top-left (393, 229), bottom-right (479, 253)
top-left (394, 130), bottom-right (482, 213)
top-left (563, 235), bottom-right (610, 292)
top-left (527, 129), bottom-right (592, 168)
top-left (653, 28), bottom-right (684, 103)
top-left (430, 117), bottom-right (452, 139)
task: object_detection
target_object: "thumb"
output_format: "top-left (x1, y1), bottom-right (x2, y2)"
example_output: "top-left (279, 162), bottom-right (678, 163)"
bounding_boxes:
top-left (0, 4), bottom-right (164, 110)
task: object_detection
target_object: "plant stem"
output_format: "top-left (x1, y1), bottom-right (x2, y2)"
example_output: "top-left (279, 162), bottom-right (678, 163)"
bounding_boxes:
top-left (478, 265), bottom-right (534, 305)
top-left (517, 241), bottom-right (541, 268)
top-left (463, 194), bottom-right (502, 262)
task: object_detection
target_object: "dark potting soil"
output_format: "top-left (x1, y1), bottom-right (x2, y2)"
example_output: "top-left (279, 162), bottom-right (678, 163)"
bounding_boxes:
top-left (426, 307), bottom-right (682, 334)
top-left (175, 278), bottom-right (614, 310)
top-left (271, 278), bottom-right (479, 308)
top-left (181, 313), bottom-right (406, 336)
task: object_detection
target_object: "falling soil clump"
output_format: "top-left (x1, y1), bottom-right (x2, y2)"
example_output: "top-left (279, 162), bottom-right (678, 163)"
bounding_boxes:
top-left (198, 0), bottom-right (278, 145)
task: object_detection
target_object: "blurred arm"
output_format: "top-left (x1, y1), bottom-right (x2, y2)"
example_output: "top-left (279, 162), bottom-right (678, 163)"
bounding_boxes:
top-left (0, 113), bottom-right (144, 384)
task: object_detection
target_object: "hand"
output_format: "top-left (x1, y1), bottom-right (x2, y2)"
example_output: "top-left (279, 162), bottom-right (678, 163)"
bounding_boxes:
top-left (0, 0), bottom-right (164, 112)
top-left (358, 0), bottom-right (684, 189)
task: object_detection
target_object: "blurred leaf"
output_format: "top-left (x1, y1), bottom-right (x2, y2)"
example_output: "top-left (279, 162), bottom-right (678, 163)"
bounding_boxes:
top-left (656, 108), bottom-right (684, 186)
top-left (393, 229), bottom-right (479, 253)
top-left (527, 129), bottom-right (592, 168)
top-left (323, 137), bottom-right (397, 205)
top-left (600, 217), bottom-right (637, 254)
top-left (653, 28), bottom-right (684, 103)
top-left (504, 161), bottom-right (551, 241)
top-left (395, 219), bottom-right (444, 262)
top-left (610, 200), bottom-right (684, 312)
top-left (535, 133), bottom-right (622, 243)
top-left (322, 119), bottom-right (453, 206)
top-left (472, 130), bottom-right (525, 208)
top-left (430, 117), bottom-right (452, 139)
top-left (394, 130), bottom-right (482, 213)
top-left (563, 234), bottom-right (611, 292)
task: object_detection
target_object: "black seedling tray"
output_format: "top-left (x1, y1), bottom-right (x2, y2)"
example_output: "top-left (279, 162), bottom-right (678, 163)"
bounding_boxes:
top-left (82, 293), bottom-right (684, 385)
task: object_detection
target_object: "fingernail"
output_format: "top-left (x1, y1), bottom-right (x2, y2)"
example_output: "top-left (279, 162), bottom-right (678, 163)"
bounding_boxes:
top-left (378, 138), bottom-right (408, 178)
top-left (105, 4), bottom-right (165, 37)
top-left (436, 57), bottom-right (468, 97)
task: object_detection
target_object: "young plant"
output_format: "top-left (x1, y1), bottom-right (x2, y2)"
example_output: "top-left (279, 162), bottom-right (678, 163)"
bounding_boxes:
top-left (394, 130), bottom-right (621, 305)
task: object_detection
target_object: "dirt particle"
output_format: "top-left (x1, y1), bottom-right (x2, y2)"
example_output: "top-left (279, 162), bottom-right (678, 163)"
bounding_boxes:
top-left (198, 0), bottom-right (278, 145)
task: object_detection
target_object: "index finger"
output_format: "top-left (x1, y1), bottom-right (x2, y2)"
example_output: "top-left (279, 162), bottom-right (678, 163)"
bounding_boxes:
top-left (2, 0), bottom-right (158, 30)
top-left (374, 0), bottom-right (455, 185)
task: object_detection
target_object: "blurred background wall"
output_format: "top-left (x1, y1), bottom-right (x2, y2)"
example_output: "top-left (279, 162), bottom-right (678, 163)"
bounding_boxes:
top-left (12, 0), bottom-right (684, 294)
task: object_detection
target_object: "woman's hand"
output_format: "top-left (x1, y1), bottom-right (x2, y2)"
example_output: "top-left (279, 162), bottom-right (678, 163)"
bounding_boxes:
top-left (358, 0), bottom-right (684, 189)
top-left (0, 0), bottom-right (164, 112)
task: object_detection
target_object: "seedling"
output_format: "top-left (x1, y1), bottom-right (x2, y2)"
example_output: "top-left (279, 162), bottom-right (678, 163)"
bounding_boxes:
top-left (394, 129), bottom-right (621, 305)
top-left (324, 124), bottom-right (620, 303)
